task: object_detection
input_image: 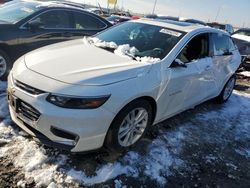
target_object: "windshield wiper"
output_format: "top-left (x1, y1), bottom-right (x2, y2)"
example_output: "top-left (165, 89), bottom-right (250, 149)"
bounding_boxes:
top-left (124, 51), bottom-right (138, 60)
top-left (97, 46), bottom-right (116, 53)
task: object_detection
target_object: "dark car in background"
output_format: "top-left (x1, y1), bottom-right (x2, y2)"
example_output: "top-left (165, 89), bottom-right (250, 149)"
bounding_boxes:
top-left (180, 18), bottom-right (207, 26)
top-left (207, 22), bottom-right (234, 34)
top-left (0, 0), bottom-right (12, 4)
top-left (144, 14), bottom-right (179, 21)
top-left (0, 0), bottom-right (112, 79)
top-left (106, 15), bottom-right (131, 25)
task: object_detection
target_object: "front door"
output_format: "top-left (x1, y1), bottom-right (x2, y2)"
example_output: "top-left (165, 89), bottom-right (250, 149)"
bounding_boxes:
top-left (158, 33), bottom-right (216, 119)
top-left (18, 9), bottom-right (74, 52)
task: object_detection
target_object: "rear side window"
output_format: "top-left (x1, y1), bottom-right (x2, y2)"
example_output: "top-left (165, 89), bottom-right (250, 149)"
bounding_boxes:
top-left (212, 33), bottom-right (235, 55)
top-left (33, 10), bottom-right (71, 29)
top-left (73, 12), bottom-right (106, 30)
top-left (177, 33), bottom-right (209, 63)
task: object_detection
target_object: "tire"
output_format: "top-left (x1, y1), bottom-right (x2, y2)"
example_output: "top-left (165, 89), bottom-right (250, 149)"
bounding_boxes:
top-left (105, 99), bottom-right (153, 153)
top-left (0, 49), bottom-right (11, 81)
top-left (215, 75), bottom-right (236, 103)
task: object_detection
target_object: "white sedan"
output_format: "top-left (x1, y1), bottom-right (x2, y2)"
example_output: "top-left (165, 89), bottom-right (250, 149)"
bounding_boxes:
top-left (7, 19), bottom-right (241, 153)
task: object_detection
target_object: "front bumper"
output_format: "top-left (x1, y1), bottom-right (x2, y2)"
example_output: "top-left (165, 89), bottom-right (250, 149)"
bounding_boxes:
top-left (8, 73), bottom-right (115, 152)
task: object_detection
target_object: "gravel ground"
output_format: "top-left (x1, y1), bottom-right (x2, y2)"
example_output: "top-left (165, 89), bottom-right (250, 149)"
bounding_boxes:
top-left (0, 72), bottom-right (250, 188)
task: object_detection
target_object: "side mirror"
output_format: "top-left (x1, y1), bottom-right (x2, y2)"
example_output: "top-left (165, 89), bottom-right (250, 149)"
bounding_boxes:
top-left (27, 19), bottom-right (44, 31)
top-left (222, 50), bottom-right (233, 56)
top-left (171, 59), bottom-right (187, 68)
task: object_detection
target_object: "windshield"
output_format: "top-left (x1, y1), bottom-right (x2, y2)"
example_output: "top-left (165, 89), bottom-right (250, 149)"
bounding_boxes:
top-left (95, 22), bottom-right (185, 59)
top-left (0, 1), bottom-right (40, 24)
top-left (234, 30), bottom-right (250, 37)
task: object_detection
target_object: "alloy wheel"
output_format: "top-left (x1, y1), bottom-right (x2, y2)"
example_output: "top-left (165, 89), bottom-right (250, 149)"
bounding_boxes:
top-left (118, 108), bottom-right (148, 147)
top-left (0, 56), bottom-right (7, 78)
top-left (223, 77), bottom-right (235, 100)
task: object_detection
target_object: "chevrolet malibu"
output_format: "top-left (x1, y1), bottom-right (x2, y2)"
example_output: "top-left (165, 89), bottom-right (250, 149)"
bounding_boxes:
top-left (8, 19), bottom-right (241, 153)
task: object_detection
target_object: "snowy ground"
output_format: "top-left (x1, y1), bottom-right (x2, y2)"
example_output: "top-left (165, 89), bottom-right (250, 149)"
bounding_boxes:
top-left (0, 76), bottom-right (250, 188)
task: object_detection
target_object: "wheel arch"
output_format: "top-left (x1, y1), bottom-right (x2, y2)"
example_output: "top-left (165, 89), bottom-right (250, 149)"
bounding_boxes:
top-left (111, 95), bottom-right (157, 126)
top-left (0, 44), bottom-right (12, 61)
top-left (104, 95), bottom-right (157, 151)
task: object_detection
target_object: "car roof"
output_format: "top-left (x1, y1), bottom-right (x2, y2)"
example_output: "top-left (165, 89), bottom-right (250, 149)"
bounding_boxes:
top-left (134, 18), bottom-right (221, 33)
top-left (17, 0), bottom-right (86, 11)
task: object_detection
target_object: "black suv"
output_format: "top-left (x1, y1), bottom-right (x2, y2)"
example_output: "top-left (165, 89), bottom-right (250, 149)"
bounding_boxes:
top-left (0, 0), bottom-right (112, 79)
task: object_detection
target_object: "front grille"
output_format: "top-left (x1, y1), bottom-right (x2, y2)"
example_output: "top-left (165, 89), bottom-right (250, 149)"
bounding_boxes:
top-left (14, 80), bottom-right (45, 95)
top-left (17, 100), bottom-right (41, 122)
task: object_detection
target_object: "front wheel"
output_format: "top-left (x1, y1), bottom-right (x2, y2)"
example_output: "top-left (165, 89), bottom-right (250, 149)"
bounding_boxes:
top-left (0, 50), bottom-right (11, 81)
top-left (105, 99), bottom-right (153, 153)
top-left (215, 75), bottom-right (236, 103)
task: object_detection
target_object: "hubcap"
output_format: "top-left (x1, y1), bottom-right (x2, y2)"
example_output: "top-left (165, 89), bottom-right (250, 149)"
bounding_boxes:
top-left (0, 56), bottom-right (7, 77)
top-left (223, 77), bottom-right (235, 100)
top-left (118, 108), bottom-right (148, 147)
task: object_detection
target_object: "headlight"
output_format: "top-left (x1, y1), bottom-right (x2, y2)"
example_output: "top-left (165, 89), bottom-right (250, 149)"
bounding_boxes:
top-left (46, 94), bottom-right (110, 109)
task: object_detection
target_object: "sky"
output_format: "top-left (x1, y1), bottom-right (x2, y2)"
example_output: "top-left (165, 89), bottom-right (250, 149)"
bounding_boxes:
top-left (71, 0), bottom-right (250, 28)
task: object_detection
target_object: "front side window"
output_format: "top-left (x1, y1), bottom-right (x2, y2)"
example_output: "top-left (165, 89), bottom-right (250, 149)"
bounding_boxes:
top-left (212, 33), bottom-right (235, 55)
top-left (31, 10), bottom-right (71, 29)
top-left (96, 22), bottom-right (185, 59)
top-left (73, 12), bottom-right (106, 30)
top-left (0, 1), bottom-right (40, 23)
top-left (177, 33), bottom-right (209, 63)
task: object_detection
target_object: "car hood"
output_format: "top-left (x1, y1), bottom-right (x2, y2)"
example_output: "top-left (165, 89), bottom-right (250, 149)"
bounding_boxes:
top-left (232, 34), bottom-right (250, 43)
top-left (24, 39), bottom-right (152, 86)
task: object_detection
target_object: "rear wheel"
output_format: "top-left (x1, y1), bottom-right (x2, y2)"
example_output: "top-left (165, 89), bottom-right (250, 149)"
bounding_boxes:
top-left (105, 99), bottom-right (152, 153)
top-left (0, 50), bottom-right (11, 81)
top-left (215, 75), bottom-right (236, 103)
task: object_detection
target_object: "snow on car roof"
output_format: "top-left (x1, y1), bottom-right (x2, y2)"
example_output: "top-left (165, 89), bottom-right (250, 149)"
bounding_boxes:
top-left (134, 18), bottom-right (222, 33)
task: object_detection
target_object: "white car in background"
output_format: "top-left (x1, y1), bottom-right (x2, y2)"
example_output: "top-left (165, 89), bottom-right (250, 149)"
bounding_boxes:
top-left (8, 20), bottom-right (241, 153)
top-left (232, 28), bottom-right (250, 69)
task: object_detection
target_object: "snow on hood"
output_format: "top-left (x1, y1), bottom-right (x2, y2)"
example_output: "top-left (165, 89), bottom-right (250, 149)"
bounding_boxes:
top-left (232, 34), bottom-right (250, 43)
top-left (23, 39), bottom-right (153, 86)
top-left (83, 37), bottom-right (161, 63)
top-left (83, 37), bottom-right (118, 49)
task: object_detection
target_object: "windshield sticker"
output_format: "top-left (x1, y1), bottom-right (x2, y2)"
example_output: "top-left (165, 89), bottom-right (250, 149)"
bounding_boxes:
top-left (160, 29), bottom-right (182, 37)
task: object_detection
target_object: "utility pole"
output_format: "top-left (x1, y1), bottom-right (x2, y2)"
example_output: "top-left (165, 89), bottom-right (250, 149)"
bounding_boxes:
top-left (242, 22), bottom-right (245, 28)
top-left (215, 5), bottom-right (222, 22)
top-left (152, 0), bottom-right (157, 14)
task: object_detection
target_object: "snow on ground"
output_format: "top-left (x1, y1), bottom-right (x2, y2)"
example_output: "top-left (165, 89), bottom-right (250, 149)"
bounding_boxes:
top-left (239, 71), bottom-right (250, 77)
top-left (0, 80), bottom-right (250, 187)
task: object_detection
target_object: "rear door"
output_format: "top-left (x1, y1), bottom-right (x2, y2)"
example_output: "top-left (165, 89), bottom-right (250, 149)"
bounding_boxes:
top-left (69, 11), bottom-right (109, 38)
top-left (211, 33), bottom-right (238, 91)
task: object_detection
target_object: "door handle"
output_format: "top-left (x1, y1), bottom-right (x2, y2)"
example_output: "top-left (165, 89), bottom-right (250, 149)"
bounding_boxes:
top-left (205, 65), bottom-right (211, 71)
